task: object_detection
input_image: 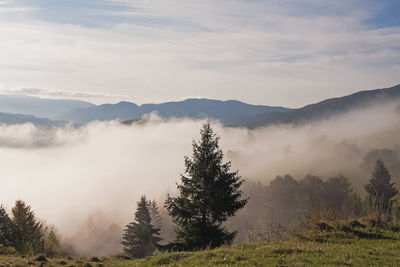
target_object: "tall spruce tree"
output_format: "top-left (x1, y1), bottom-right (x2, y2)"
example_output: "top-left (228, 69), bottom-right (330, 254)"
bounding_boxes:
top-left (165, 122), bottom-right (247, 251)
top-left (121, 196), bottom-right (161, 258)
top-left (365, 159), bottom-right (398, 215)
top-left (10, 200), bottom-right (44, 254)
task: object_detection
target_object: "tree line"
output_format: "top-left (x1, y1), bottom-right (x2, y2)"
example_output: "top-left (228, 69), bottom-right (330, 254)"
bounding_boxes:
top-left (233, 159), bottom-right (399, 243)
top-left (268, 159), bottom-right (398, 224)
top-left (120, 123), bottom-right (399, 258)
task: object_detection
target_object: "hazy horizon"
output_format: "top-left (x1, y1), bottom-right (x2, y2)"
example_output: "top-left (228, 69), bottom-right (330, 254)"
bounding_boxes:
top-left (0, 82), bottom-right (399, 108)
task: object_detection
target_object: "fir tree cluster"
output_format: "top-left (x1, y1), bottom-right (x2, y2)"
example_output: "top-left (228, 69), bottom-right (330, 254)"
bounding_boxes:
top-left (121, 122), bottom-right (248, 256)
top-left (0, 200), bottom-right (62, 256)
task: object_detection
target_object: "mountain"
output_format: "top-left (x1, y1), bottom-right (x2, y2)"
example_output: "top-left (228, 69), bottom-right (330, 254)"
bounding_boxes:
top-left (243, 84), bottom-right (400, 128)
top-left (0, 112), bottom-right (68, 127)
top-left (5, 84), bottom-right (399, 128)
top-left (58, 98), bottom-right (291, 125)
top-left (0, 94), bottom-right (95, 119)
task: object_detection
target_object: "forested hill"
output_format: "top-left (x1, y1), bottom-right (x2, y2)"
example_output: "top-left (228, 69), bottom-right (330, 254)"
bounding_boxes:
top-left (242, 84), bottom-right (400, 128)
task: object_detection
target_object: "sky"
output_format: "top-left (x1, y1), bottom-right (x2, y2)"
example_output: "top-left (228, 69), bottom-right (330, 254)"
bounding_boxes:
top-left (0, 0), bottom-right (399, 107)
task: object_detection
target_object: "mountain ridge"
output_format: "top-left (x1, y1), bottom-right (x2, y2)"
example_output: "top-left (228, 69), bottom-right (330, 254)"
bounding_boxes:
top-left (1, 84), bottom-right (399, 128)
top-left (0, 112), bottom-right (68, 128)
top-left (242, 84), bottom-right (400, 128)
top-left (57, 98), bottom-right (291, 125)
top-left (0, 94), bottom-right (95, 119)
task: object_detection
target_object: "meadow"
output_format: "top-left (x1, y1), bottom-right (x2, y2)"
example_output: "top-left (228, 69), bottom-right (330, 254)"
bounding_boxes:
top-left (2, 220), bottom-right (399, 267)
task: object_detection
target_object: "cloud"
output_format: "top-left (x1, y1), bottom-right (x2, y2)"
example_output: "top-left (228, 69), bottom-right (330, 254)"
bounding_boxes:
top-left (0, 0), bottom-right (13, 4)
top-left (0, 1), bottom-right (399, 106)
top-left (1, 87), bottom-right (132, 104)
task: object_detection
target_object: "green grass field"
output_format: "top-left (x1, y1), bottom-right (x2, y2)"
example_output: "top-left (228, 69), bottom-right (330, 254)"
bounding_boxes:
top-left (1, 221), bottom-right (400, 267)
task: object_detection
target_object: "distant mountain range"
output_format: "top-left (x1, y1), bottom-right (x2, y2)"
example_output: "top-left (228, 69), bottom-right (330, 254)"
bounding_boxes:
top-left (57, 99), bottom-right (290, 125)
top-left (0, 84), bottom-right (399, 128)
top-left (0, 94), bottom-right (94, 119)
top-left (0, 112), bottom-right (67, 128)
top-left (243, 84), bottom-right (400, 128)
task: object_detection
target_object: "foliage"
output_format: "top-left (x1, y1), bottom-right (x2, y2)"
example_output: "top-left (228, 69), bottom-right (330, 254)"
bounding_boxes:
top-left (265, 175), bottom-right (303, 224)
top-left (44, 228), bottom-right (63, 257)
top-left (148, 200), bottom-right (162, 230)
top-left (165, 122), bottom-right (247, 250)
top-left (365, 159), bottom-right (398, 216)
top-left (263, 174), bottom-right (361, 230)
top-left (9, 200), bottom-right (44, 255)
top-left (0, 206), bottom-right (13, 248)
top-left (0, 244), bottom-right (15, 255)
top-left (323, 175), bottom-right (362, 218)
top-left (122, 196), bottom-right (162, 258)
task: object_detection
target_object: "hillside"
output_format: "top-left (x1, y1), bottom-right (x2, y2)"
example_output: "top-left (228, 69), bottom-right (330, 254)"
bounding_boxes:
top-left (0, 94), bottom-right (94, 119)
top-left (2, 221), bottom-right (399, 266)
top-left (244, 84), bottom-right (400, 128)
top-left (58, 98), bottom-right (291, 125)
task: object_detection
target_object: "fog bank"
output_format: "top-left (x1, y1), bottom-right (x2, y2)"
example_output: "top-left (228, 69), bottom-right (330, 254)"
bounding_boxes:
top-left (0, 101), bottom-right (399, 255)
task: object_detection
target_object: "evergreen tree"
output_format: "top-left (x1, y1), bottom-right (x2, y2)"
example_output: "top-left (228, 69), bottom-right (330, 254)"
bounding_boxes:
top-left (365, 160), bottom-right (398, 215)
top-left (10, 200), bottom-right (44, 254)
top-left (165, 122), bottom-right (247, 251)
top-left (121, 196), bottom-right (162, 258)
top-left (0, 206), bottom-right (13, 247)
top-left (148, 200), bottom-right (162, 230)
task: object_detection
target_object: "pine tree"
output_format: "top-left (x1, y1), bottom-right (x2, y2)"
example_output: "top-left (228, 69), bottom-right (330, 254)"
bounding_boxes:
top-left (10, 200), bottom-right (44, 254)
top-left (148, 200), bottom-right (162, 231)
top-left (0, 206), bottom-right (13, 247)
top-left (165, 122), bottom-right (247, 251)
top-left (121, 196), bottom-right (162, 258)
top-left (365, 159), bottom-right (398, 215)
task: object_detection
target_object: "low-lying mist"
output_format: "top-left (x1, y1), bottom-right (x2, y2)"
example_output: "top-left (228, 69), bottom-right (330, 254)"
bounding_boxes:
top-left (0, 100), bottom-right (399, 256)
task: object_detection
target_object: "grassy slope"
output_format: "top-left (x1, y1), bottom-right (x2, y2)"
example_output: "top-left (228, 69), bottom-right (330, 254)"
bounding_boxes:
top-left (1, 222), bottom-right (400, 266)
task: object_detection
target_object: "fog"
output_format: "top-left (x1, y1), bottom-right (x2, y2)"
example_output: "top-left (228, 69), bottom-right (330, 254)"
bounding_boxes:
top-left (0, 101), bottom-right (399, 255)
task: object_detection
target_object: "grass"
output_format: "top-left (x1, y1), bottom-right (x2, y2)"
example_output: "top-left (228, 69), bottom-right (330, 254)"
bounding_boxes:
top-left (1, 221), bottom-right (400, 266)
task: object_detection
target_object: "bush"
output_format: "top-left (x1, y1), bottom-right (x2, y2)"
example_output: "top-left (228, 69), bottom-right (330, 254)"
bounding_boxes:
top-left (0, 243), bottom-right (16, 255)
